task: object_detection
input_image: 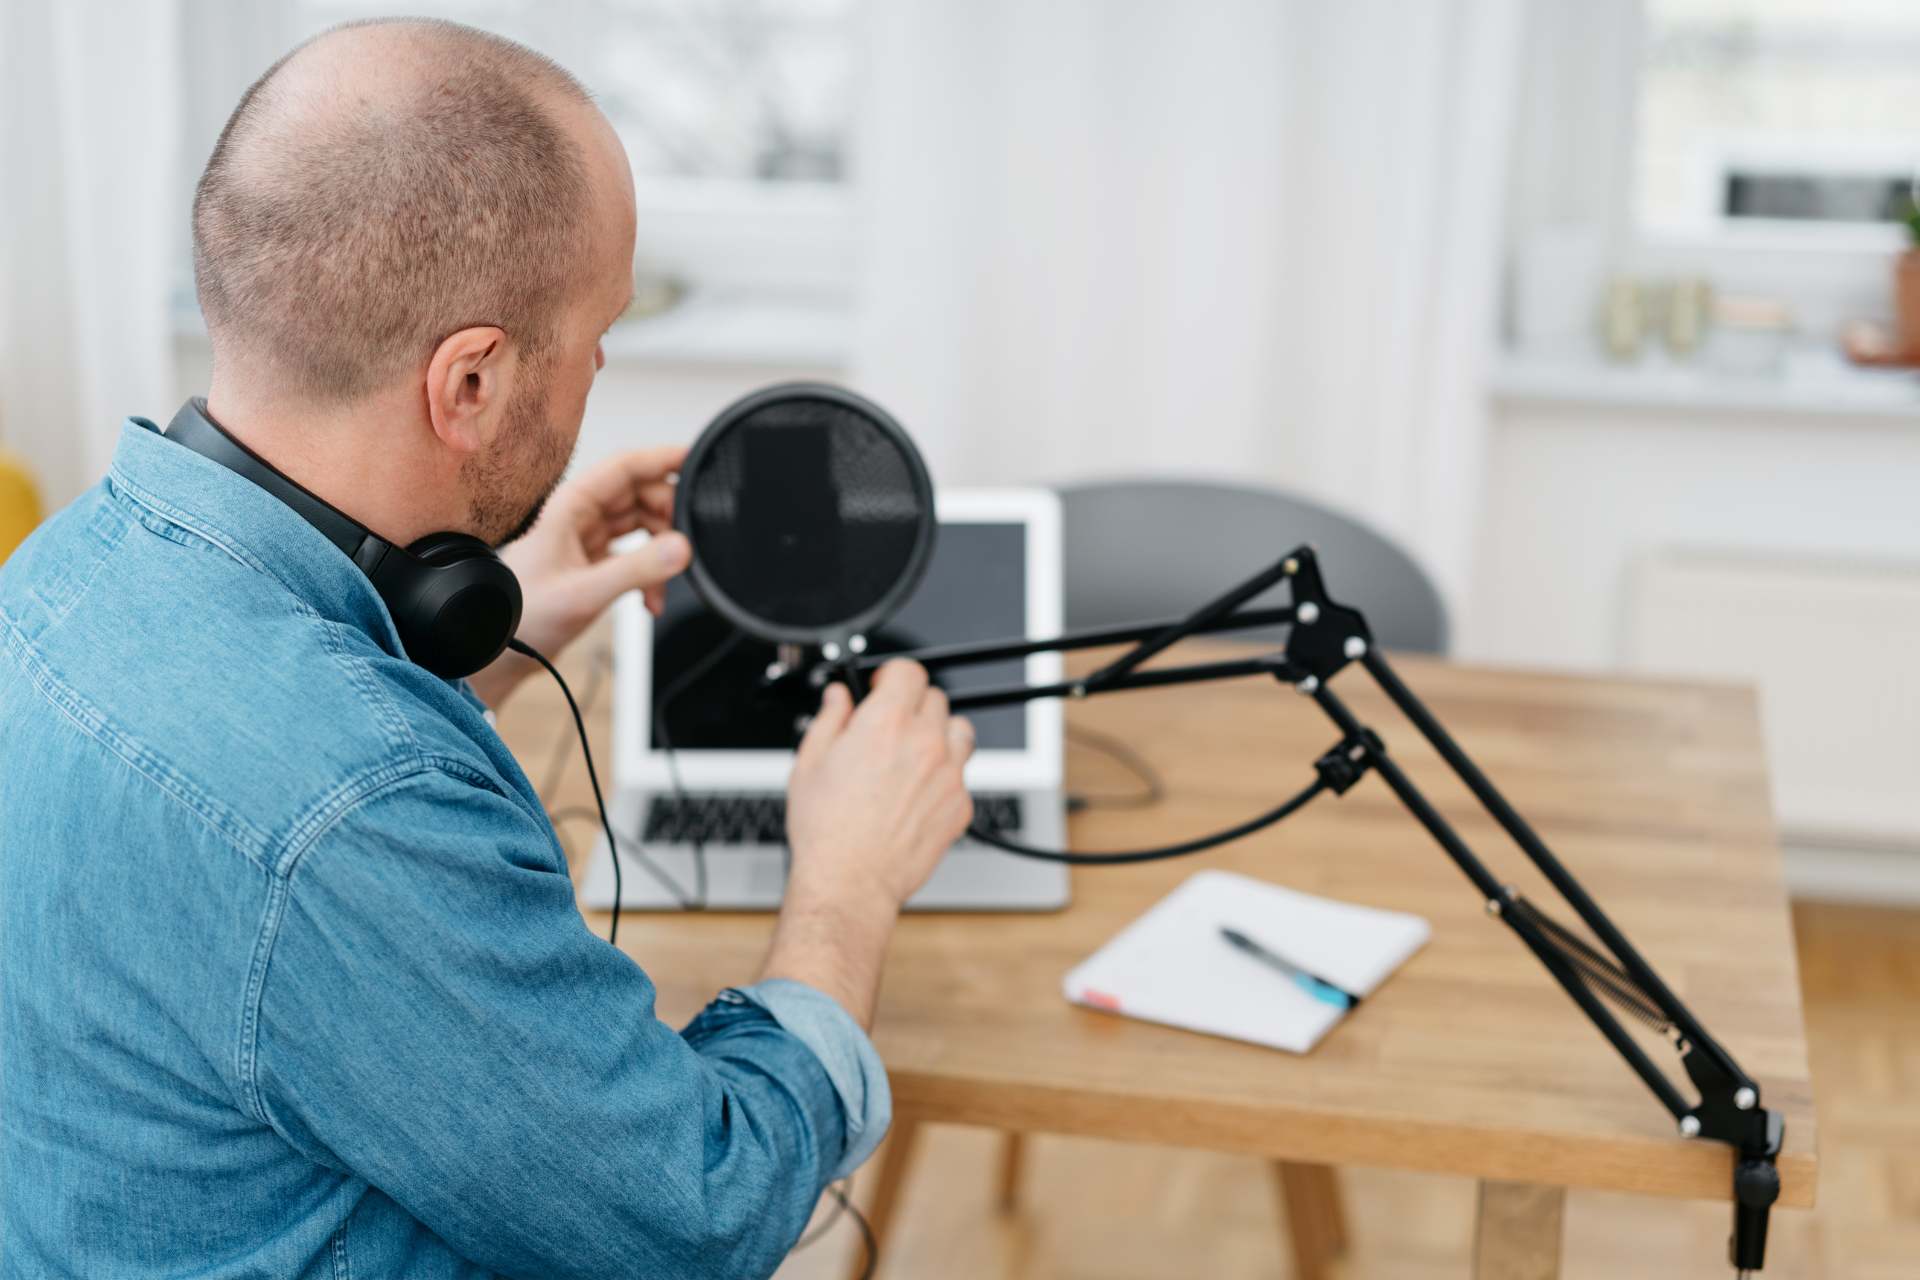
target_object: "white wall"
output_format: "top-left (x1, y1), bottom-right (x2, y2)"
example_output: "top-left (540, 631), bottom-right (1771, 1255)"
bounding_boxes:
top-left (1465, 396), bottom-right (1920, 902)
top-left (1463, 402), bottom-right (1920, 672)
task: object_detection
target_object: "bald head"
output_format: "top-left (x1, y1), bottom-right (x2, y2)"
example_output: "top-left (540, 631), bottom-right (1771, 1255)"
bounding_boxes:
top-left (193, 19), bottom-right (609, 403)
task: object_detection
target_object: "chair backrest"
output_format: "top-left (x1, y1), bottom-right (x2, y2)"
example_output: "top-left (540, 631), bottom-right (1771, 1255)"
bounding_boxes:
top-left (1056, 479), bottom-right (1448, 653)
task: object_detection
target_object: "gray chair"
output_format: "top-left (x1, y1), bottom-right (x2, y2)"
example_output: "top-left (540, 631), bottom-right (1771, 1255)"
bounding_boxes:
top-left (1058, 478), bottom-right (1448, 653)
top-left (979, 479), bottom-right (1443, 1280)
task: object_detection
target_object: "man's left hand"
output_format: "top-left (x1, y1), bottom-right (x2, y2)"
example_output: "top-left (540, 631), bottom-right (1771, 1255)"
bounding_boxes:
top-left (469, 444), bottom-right (690, 707)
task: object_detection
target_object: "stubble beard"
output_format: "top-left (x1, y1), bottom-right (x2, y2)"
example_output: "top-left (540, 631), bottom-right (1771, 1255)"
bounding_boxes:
top-left (465, 355), bottom-right (575, 548)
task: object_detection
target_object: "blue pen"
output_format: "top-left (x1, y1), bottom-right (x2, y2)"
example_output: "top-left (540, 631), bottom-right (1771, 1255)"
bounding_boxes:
top-left (1219, 926), bottom-right (1361, 1010)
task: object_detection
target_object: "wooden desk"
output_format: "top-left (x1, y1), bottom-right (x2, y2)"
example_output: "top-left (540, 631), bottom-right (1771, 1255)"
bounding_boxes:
top-left (502, 644), bottom-right (1816, 1276)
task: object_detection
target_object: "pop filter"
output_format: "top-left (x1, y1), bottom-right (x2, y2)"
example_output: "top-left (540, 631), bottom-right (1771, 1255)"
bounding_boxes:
top-left (675, 382), bottom-right (936, 653)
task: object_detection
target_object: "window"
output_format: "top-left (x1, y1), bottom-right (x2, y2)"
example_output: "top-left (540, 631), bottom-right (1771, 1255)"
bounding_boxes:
top-left (179, 1), bottom-right (862, 341)
top-left (290, 0), bottom-right (858, 187)
top-left (1634, 0), bottom-right (1920, 243)
top-left (1500, 1), bottom-right (1920, 400)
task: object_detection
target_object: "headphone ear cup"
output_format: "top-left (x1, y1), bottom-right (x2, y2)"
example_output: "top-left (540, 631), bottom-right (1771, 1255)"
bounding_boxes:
top-left (375, 533), bottom-right (524, 679)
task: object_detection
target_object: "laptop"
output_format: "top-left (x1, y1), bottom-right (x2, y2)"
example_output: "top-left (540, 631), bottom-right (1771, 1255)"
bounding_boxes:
top-left (583, 488), bottom-right (1070, 911)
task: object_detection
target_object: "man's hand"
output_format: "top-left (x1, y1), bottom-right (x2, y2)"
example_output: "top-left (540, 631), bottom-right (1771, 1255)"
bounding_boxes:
top-left (469, 445), bottom-right (690, 707)
top-left (761, 660), bottom-right (976, 1027)
top-left (787, 661), bottom-right (977, 911)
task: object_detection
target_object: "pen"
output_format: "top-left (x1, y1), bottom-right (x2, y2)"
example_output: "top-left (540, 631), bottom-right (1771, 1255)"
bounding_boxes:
top-left (1219, 926), bottom-right (1362, 1010)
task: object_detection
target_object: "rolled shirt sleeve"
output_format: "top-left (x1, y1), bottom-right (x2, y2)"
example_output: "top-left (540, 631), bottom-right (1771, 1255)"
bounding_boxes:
top-left (249, 762), bottom-right (887, 1280)
top-left (725, 979), bottom-right (891, 1179)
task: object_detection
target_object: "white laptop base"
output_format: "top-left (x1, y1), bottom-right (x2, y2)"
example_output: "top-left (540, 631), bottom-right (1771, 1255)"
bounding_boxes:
top-left (591, 487), bottom-right (1073, 914)
top-left (578, 788), bottom-right (1069, 912)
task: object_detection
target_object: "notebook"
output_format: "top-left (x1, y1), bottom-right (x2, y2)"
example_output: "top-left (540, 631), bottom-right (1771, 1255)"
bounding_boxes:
top-left (1062, 869), bottom-right (1431, 1054)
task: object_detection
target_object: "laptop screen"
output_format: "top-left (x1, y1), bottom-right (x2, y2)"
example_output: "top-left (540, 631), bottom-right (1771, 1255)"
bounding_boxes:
top-left (651, 521), bottom-right (1029, 752)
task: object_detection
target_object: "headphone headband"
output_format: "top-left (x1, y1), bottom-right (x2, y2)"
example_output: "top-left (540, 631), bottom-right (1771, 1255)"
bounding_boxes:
top-left (160, 399), bottom-right (522, 678)
top-left (165, 400), bottom-right (374, 564)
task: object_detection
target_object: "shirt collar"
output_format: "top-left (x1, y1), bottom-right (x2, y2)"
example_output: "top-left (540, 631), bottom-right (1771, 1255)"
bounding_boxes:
top-left (109, 414), bottom-right (406, 655)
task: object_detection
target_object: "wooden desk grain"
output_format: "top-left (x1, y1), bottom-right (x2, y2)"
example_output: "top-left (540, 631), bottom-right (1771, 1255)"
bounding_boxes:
top-left (505, 644), bottom-right (1816, 1216)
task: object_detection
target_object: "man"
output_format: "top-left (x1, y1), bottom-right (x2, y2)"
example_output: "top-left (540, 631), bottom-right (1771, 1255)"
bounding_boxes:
top-left (0, 19), bottom-right (973, 1279)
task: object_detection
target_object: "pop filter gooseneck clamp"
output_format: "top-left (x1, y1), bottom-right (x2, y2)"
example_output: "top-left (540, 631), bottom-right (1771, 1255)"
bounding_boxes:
top-left (673, 384), bottom-right (1783, 1276)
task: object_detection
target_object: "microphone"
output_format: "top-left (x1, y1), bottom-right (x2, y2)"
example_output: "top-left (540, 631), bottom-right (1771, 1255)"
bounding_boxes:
top-left (759, 643), bottom-right (810, 685)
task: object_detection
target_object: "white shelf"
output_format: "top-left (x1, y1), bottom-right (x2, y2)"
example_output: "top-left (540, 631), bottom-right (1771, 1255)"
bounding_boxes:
top-left (1490, 346), bottom-right (1920, 422)
top-left (600, 293), bottom-right (851, 369)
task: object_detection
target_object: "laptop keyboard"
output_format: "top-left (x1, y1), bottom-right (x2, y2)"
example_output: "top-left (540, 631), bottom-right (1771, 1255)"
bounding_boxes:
top-left (643, 792), bottom-right (1025, 846)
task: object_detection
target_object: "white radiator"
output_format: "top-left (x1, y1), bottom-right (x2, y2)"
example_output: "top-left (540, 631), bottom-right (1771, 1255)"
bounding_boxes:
top-left (1626, 549), bottom-right (1920, 855)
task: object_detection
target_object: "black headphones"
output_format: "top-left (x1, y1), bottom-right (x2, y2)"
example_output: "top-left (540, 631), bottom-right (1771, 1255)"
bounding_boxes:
top-left (162, 398), bottom-right (523, 679)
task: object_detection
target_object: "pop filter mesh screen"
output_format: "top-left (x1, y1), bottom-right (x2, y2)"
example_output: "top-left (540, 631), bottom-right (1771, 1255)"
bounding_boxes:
top-left (680, 388), bottom-right (933, 641)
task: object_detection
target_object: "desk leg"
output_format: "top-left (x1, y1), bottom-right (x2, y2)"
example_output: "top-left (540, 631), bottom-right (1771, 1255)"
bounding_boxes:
top-left (1271, 1161), bottom-right (1348, 1280)
top-left (997, 1131), bottom-right (1026, 1211)
top-left (1472, 1180), bottom-right (1564, 1280)
top-left (848, 1113), bottom-right (922, 1280)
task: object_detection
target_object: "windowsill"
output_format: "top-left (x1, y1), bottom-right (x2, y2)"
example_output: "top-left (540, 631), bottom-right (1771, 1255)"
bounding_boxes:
top-left (171, 291), bottom-right (854, 372)
top-left (600, 292), bottom-right (851, 369)
top-left (1490, 344), bottom-right (1920, 422)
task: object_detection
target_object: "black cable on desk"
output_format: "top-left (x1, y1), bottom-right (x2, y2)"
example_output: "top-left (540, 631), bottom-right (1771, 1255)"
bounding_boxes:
top-left (968, 774), bottom-right (1328, 865)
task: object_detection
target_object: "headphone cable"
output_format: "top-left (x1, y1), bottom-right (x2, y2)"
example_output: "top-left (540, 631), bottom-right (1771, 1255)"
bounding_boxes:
top-left (520, 628), bottom-right (750, 936)
top-left (509, 637), bottom-right (638, 943)
top-left (791, 1178), bottom-right (852, 1251)
top-left (546, 806), bottom-right (700, 917)
top-left (829, 1183), bottom-right (877, 1280)
top-left (538, 647), bottom-right (609, 801)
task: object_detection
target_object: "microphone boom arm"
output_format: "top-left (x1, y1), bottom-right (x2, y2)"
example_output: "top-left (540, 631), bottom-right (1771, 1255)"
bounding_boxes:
top-left (844, 544), bottom-right (1783, 1275)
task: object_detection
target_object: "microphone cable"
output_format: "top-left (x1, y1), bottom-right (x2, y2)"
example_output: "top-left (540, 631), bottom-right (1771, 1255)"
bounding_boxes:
top-left (964, 773), bottom-right (1329, 866)
top-left (1064, 724), bottom-right (1166, 812)
top-left (650, 628), bottom-right (750, 910)
top-left (848, 667), bottom-right (1322, 866)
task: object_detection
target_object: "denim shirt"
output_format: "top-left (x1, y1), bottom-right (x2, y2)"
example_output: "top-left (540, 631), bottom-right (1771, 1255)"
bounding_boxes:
top-left (0, 418), bottom-right (890, 1279)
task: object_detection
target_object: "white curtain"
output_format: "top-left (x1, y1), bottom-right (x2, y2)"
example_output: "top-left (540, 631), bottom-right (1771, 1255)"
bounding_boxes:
top-left (851, 0), bottom-right (1522, 610)
top-left (0, 0), bottom-right (180, 509)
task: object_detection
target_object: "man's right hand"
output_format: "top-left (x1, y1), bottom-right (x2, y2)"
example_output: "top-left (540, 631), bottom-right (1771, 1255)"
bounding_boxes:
top-left (759, 660), bottom-right (976, 1027)
top-left (786, 659), bottom-right (976, 913)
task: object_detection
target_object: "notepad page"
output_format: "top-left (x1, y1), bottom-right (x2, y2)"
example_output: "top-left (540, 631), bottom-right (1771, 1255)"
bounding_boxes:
top-left (1061, 870), bottom-right (1431, 1054)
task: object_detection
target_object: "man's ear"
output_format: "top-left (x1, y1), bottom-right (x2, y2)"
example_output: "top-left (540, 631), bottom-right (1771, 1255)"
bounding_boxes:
top-left (424, 325), bottom-right (514, 455)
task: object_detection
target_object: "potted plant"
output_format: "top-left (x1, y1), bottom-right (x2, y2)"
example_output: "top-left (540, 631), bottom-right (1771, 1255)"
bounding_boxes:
top-left (1899, 200), bottom-right (1920, 361)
